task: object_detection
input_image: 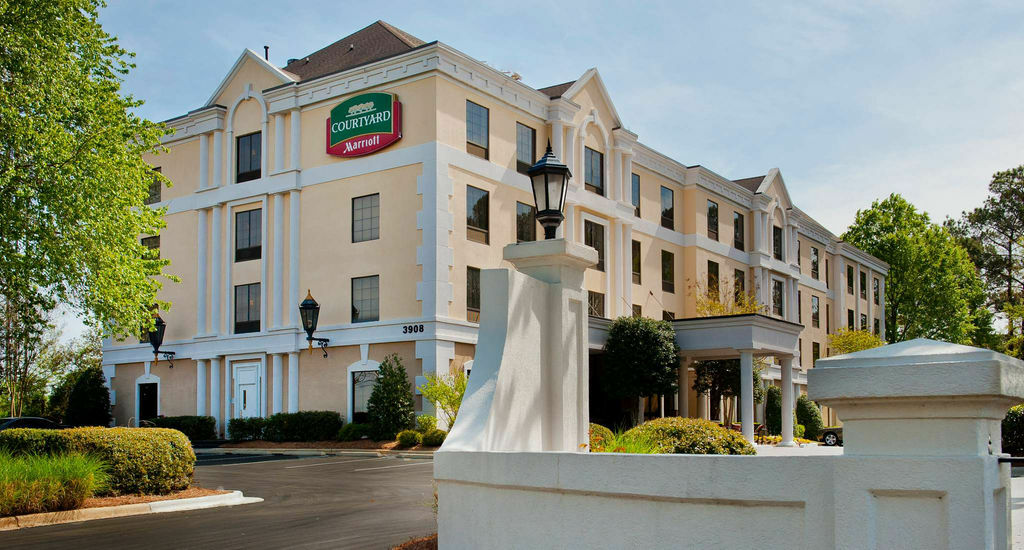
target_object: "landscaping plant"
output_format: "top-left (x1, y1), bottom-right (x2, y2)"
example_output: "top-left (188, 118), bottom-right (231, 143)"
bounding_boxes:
top-left (367, 354), bottom-right (416, 440)
top-left (228, 417), bottom-right (267, 441)
top-left (1003, 404), bottom-right (1024, 456)
top-left (0, 451), bottom-right (108, 516)
top-left (337, 423), bottom-right (371, 442)
top-left (601, 316), bottom-right (680, 424)
top-left (396, 429), bottom-right (422, 448)
top-left (64, 365), bottom-right (112, 427)
top-left (417, 371), bottom-right (467, 429)
top-left (588, 423), bottom-right (614, 452)
top-left (591, 429), bottom-right (659, 454)
top-left (624, 417), bottom-right (756, 455)
top-left (764, 385), bottom-right (782, 435)
top-left (263, 411), bottom-right (343, 442)
top-left (796, 395), bottom-right (825, 440)
top-left (149, 415), bottom-right (216, 441)
top-left (421, 428), bottom-right (447, 447)
top-left (416, 415), bottom-right (438, 433)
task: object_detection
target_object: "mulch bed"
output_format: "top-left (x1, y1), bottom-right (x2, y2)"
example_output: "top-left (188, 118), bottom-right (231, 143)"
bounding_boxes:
top-left (220, 440), bottom-right (440, 451)
top-left (393, 534), bottom-right (438, 550)
top-left (82, 487), bottom-right (229, 509)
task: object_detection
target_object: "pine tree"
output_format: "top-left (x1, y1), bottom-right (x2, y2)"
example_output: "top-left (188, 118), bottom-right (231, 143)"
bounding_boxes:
top-left (367, 354), bottom-right (416, 440)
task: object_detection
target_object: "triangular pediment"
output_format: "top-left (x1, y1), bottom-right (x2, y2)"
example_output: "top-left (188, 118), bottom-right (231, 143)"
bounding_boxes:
top-left (206, 49), bottom-right (296, 107)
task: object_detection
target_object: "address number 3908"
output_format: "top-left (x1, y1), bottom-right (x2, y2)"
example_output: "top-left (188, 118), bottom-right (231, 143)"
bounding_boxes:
top-left (402, 324), bottom-right (425, 334)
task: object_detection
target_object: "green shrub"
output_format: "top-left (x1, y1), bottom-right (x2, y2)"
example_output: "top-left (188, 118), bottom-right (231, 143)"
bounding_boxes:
top-left (263, 411), bottom-right (343, 442)
top-left (624, 417), bottom-right (756, 455)
top-left (764, 386), bottom-right (781, 435)
top-left (337, 423), bottom-right (372, 442)
top-left (149, 416), bottom-right (216, 441)
top-left (396, 429), bottom-right (422, 448)
top-left (589, 423), bottom-right (614, 452)
top-left (794, 424), bottom-right (805, 439)
top-left (228, 417), bottom-right (266, 441)
top-left (0, 427), bottom-right (194, 495)
top-left (65, 366), bottom-right (112, 427)
top-left (416, 415), bottom-right (438, 433)
top-left (796, 395), bottom-right (824, 440)
top-left (592, 429), bottom-right (660, 454)
top-left (0, 452), bottom-right (109, 516)
top-left (421, 428), bottom-right (447, 447)
top-left (1003, 405), bottom-right (1024, 456)
top-left (368, 354), bottom-right (416, 440)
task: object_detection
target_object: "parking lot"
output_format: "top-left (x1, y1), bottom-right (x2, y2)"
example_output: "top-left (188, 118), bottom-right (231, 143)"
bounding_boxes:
top-left (0, 453), bottom-right (437, 550)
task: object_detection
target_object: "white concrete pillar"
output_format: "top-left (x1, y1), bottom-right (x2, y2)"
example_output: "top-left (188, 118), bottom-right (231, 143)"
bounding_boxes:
top-left (223, 360), bottom-right (232, 429)
top-left (199, 133), bottom-right (209, 190)
top-left (740, 351), bottom-right (754, 443)
top-left (836, 256), bottom-right (846, 330)
top-left (697, 391), bottom-right (709, 420)
top-left (678, 357), bottom-right (690, 417)
top-left (564, 126), bottom-right (577, 187)
top-left (273, 113), bottom-right (285, 172)
top-left (288, 191), bottom-right (300, 327)
top-left (550, 120), bottom-right (564, 160)
top-left (212, 131), bottom-right (223, 188)
top-left (623, 223), bottom-right (633, 310)
top-left (196, 208), bottom-right (208, 336)
top-left (224, 130), bottom-right (233, 184)
top-left (272, 353), bottom-right (283, 414)
top-left (780, 356), bottom-right (795, 446)
top-left (210, 357), bottom-right (221, 435)
top-left (855, 262), bottom-right (862, 328)
top-left (754, 266), bottom-right (764, 305)
top-left (289, 109), bottom-right (301, 170)
top-left (272, 193), bottom-right (284, 329)
top-left (260, 119), bottom-right (269, 179)
top-left (879, 278), bottom-right (886, 339)
top-left (196, 359), bottom-right (207, 416)
top-left (222, 206), bottom-right (232, 334)
top-left (613, 150), bottom-right (623, 202)
top-left (210, 206), bottom-right (222, 335)
top-left (287, 352), bottom-right (299, 412)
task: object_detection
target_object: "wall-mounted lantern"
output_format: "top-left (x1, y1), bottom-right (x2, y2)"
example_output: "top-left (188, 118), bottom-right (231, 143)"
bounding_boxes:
top-left (527, 141), bottom-right (572, 239)
top-left (299, 290), bottom-right (330, 357)
top-left (148, 313), bottom-right (176, 367)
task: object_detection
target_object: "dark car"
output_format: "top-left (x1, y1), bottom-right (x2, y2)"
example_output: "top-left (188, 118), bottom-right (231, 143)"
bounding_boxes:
top-left (821, 426), bottom-right (843, 446)
top-left (0, 417), bottom-right (63, 431)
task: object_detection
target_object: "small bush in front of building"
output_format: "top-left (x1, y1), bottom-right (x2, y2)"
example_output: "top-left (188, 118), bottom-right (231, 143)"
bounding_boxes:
top-left (416, 415), bottom-right (437, 433)
top-left (337, 423), bottom-right (372, 442)
top-left (421, 428), bottom-right (447, 447)
top-left (64, 366), bottom-right (112, 427)
top-left (228, 417), bottom-right (266, 441)
top-left (764, 386), bottom-right (782, 436)
top-left (624, 417), bottom-right (756, 455)
top-left (794, 424), bottom-right (806, 439)
top-left (0, 451), bottom-right (109, 516)
top-left (396, 429), bottom-right (422, 448)
top-left (589, 423), bottom-right (614, 452)
top-left (1003, 405), bottom-right (1024, 456)
top-left (263, 411), bottom-right (343, 442)
top-left (796, 395), bottom-right (824, 440)
top-left (367, 354), bottom-right (416, 440)
top-left (149, 416), bottom-right (217, 441)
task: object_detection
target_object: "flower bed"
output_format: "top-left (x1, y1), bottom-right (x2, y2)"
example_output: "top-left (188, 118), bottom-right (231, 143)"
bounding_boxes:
top-left (0, 452), bottom-right (108, 516)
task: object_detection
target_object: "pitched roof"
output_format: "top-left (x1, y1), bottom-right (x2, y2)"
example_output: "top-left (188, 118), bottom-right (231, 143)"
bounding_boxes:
top-left (732, 175), bottom-right (765, 193)
top-left (538, 80), bottom-right (576, 99)
top-left (281, 21), bottom-right (427, 82)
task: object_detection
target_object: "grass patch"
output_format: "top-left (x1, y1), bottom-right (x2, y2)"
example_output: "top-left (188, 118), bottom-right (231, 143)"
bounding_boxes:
top-left (590, 429), bottom-right (660, 454)
top-left (0, 452), bottom-right (108, 517)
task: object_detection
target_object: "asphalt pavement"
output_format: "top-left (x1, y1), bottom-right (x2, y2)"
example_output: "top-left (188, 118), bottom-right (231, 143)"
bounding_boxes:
top-left (0, 453), bottom-right (437, 550)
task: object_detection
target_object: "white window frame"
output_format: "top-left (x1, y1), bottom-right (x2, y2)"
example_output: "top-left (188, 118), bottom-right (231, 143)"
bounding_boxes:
top-left (347, 358), bottom-right (381, 423)
top-left (134, 362), bottom-right (160, 427)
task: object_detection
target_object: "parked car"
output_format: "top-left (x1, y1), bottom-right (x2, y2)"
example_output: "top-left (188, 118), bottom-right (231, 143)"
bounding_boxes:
top-left (821, 426), bottom-right (843, 446)
top-left (0, 417), bottom-right (63, 431)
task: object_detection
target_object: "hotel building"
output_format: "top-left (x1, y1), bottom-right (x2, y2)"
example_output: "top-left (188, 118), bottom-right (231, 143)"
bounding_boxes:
top-left (102, 21), bottom-right (887, 433)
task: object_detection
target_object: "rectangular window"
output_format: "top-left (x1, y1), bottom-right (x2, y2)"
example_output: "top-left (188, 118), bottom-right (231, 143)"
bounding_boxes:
top-left (773, 226), bottom-right (783, 261)
top-left (811, 247), bottom-right (820, 279)
top-left (860, 313), bottom-right (868, 331)
top-left (352, 193), bottom-right (380, 243)
top-left (847, 266), bottom-right (854, 294)
top-left (797, 290), bottom-right (802, 323)
top-left (351, 275), bottom-right (380, 323)
top-left (145, 167), bottom-right (162, 205)
top-left (772, 279), bottom-right (784, 317)
top-left (860, 271), bottom-right (867, 299)
top-left (827, 304), bottom-right (831, 333)
top-left (515, 122), bottom-right (536, 174)
top-left (811, 296), bottom-right (820, 328)
top-left (662, 250), bottom-right (674, 293)
top-left (466, 101), bottom-right (489, 159)
top-left (631, 173), bottom-right (640, 217)
top-left (236, 132), bottom-right (261, 183)
top-left (467, 267), bottom-right (480, 323)
top-left (707, 260), bottom-right (719, 301)
top-left (873, 277), bottom-right (880, 305)
top-left (826, 259), bottom-right (830, 289)
top-left (733, 212), bottom-right (744, 250)
top-left (588, 291), bottom-right (605, 318)
top-left (516, 201), bottom-right (536, 243)
top-left (351, 371), bottom-right (377, 423)
top-left (235, 209), bottom-right (262, 262)
top-left (584, 220), bottom-right (605, 271)
top-left (632, 240), bottom-right (641, 284)
top-left (632, 304), bottom-right (642, 317)
top-left (466, 185), bottom-right (489, 244)
top-left (660, 187), bottom-right (674, 230)
top-left (812, 342), bottom-right (821, 364)
top-left (141, 236), bottom-right (160, 258)
top-left (707, 200), bottom-right (719, 241)
top-left (734, 269), bottom-right (745, 302)
top-left (663, 311), bottom-right (675, 321)
top-left (874, 318), bottom-right (880, 336)
top-left (848, 309), bottom-right (855, 330)
top-left (584, 147), bottom-right (604, 195)
top-left (234, 283), bottom-right (260, 334)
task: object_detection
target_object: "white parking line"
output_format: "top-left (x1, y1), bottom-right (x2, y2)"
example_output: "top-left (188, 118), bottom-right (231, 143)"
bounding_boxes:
top-left (353, 461), bottom-right (433, 472)
top-left (284, 457), bottom-right (387, 469)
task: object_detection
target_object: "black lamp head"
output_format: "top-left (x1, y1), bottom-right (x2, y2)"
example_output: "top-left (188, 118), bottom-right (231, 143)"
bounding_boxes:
top-left (527, 141), bottom-right (571, 239)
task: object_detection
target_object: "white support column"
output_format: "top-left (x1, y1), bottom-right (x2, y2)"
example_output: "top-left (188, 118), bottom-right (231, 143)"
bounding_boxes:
top-left (288, 191), bottom-right (300, 327)
top-left (210, 357), bottom-right (221, 435)
top-left (613, 150), bottom-right (623, 202)
top-left (564, 126), bottom-right (577, 187)
top-left (273, 113), bottom-right (285, 172)
top-left (780, 356), bottom-right (795, 446)
top-left (287, 352), bottom-right (299, 412)
top-left (879, 279), bottom-right (886, 339)
top-left (199, 133), bottom-right (209, 190)
top-left (272, 193), bottom-right (284, 329)
top-left (678, 357), bottom-right (690, 418)
top-left (836, 256), bottom-right (846, 330)
top-left (212, 131), bottom-right (223, 188)
top-left (260, 119), bottom-right (269, 179)
top-left (855, 262), bottom-right (862, 329)
top-left (271, 353), bottom-right (283, 414)
top-left (866, 270), bottom-right (874, 332)
top-left (223, 360), bottom-right (232, 429)
top-left (224, 129), bottom-right (233, 185)
top-left (754, 266), bottom-right (764, 305)
top-left (196, 359), bottom-right (207, 416)
top-left (289, 109), bottom-right (301, 171)
top-left (210, 206), bottom-right (222, 335)
top-left (697, 388), bottom-right (708, 420)
top-left (623, 223), bottom-right (633, 311)
top-left (753, 211), bottom-right (762, 252)
top-left (196, 208), bottom-right (208, 336)
top-left (740, 351), bottom-right (754, 443)
top-left (222, 207), bottom-right (232, 334)
top-left (550, 120), bottom-right (564, 160)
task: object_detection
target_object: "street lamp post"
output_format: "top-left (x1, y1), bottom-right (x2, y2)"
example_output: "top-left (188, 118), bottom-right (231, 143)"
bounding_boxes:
top-left (299, 290), bottom-right (330, 357)
top-left (527, 141), bottom-right (572, 239)
top-left (147, 313), bottom-right (176, 367)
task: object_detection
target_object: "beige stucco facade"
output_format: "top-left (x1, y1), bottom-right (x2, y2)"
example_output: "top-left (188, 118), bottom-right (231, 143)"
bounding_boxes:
top-left (101, 27), bottom-right (886, 435)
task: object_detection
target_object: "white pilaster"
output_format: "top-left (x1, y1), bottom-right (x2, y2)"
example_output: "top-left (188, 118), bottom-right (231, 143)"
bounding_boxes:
top-left (223, 359), bottom-right (232, 428)
top-left (780, 356), bottom-right (795, 446)
top-left (879, 279), bottom-right (886, 339)
top-left (623, 223), bottom-right (633, 311)
top-left (855, 262), bottom-right (862, 329)
top-left (550, 120), bottom-right (564, 160)
top-left (288, 190), bottom-right (300, 327)
top-left (287, 352), bottom-right (299, 412)
top-left (416, 340), bottom-right (455, 416)
top-left (753, 211), bottom-right (762, 252)
top-left (272, 193), bottom-right (284, 329)
top-left (289, 109), bottom-right (301, 171)
top-left (754, 266), bottom-right (764, 305)
top-left (272, 353), bottom-right (283, 414)
top-left (260, 119), bottom-right (269, 179)
top-left (273, 113), bottom-right (285, 172)
top-left (564, 126), bottom-right (577, 187)
top-left (210, 357), bottom-right (221, 434)
top-left (212, 131), bottom-right (223, 188)
top-left (199, 133), bottom-right (209, 190)
top-left (196, 359), bottom-right (207, 416)
top-left (740, 351), bottom-right (754, 443)
top-left (196, 208), bottom-right (208, 336)
top-left (224, 129), bottom-right (233, 185)
top-left (223, 206), bottom-right (232, 334)
top-left (678, 357), bottom-right (690, 418)
top-left (415, 156), bottom-right (454, 317)
top-left (210, 206), bottom-right (222, 335)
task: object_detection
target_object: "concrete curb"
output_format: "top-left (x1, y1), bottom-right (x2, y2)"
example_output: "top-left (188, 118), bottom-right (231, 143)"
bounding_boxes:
top-left (0, 490), bottom-right (262, 531)
top-left (195, 448), bottom-right (436, 459)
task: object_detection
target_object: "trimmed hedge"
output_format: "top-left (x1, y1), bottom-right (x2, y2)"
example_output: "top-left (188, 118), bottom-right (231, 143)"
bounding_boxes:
top-left (396, 429), bottom-right (422, 448)
top-left (416, 415), bottom-right (437, 433)
top-left (228, 417), bottom-right (266, 441)
top-left (0, 452), bottom-right (109, 516)
top-left (0, 427), bottom-right (194, 495)
top-left (264, 411), bottom-right (343, 442)
top-left (624, 417), bottom-right (756, 455)
top-left (421, 429), bottom-right (447, 447)
top-left (794, 424), bottom-right (805, 439)
top-left (148, 416), bottom-right (216, 441)
top-left (1003, 405), bottom-right (1024, 456)
top-left (337, 423), bottom-right (371, 442)
top-left (796, 395), bottom-right (824, 440)
top-left (589, 423), bottom-right (614, 452)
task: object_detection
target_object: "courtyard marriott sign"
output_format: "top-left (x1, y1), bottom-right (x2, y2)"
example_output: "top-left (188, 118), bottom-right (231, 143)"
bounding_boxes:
top-left (325, 92), bottom-right (402, 157)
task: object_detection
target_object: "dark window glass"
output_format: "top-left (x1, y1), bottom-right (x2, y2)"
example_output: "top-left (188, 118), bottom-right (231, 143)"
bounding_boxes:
top-left (352, 275), bottom-right (379, 323)
top-left (811, 247), bottom-right (820, 279)
top-left (812, 342), bottom-right (821, 364)
top-left (826, 259), bottom-right (830, 289)
top-left (467, 267), bottom-right (480, 323)
top-left (141, 236), bottom-right (160, 259)
top-left (860, 313), bottom-right (868, 330)
top-left (873, 278), bottom-right (880, 305)
top-left (660, 187), bottom-right (674, 230)
top-left (631, 174), bottom-right (640, 217)
top-left (145, 167), bottom-right (162, 205)
top-left (584, 147), bottom-right (604, 195)
top-left (772, 279), bottom-right (784, 317)
top-left (632, 304), bottom-right (642, 317)
top-left (466, 101), bottom-right (489, 159)
top-left (773, 226), bottom-right (783, 261)
top-left (874, 318), bottom-right (880, 335)
top-left (811, 296), bottom-right (820, 328)
top-left (235, 209), bottom-right (262, 262)
top-left (860, 271), bottom-right (867, 299)
top-left (588, 291), bottom-right (605, 318)
top-left (707, 200), bottom-right (719, 241)
top-left (516, 123), bottom-right (536, 174)
top-left (798, 290), bottom-right (802, 323)
top-left (847, 266), bottom-right (854, 294)
top-left (466, 185), bottom-right (489, 244)
top-left (236, 132), bottom-right (261, 183)
top-left (139, 383), bottom-right (158, 421)
top-left (632, 240), bottom-right (641, 284)
top-left (351, 371), bottom-right (378, 423)
top-left (848, 309), bottom-right (855, 330)
top-left (662, 310), bottom-right (675, 321)
top-left (662, 250), bottom-right (674, 293)
top-left (707, 260), bottom-right (719, 301)
top-left (733, 212), bottom-right (744, 250)
top-left (584, 220), bottom-right (605, 271)
top-left (516, 202), bottom-right (536, 243)
top-left (352, 194), bottom-right (380, 243)
top-left (734, 269), bottom-right (745, 302)
top-left (827, 304), bottom-right (831, 332)
top-left (234, 283), bottom-right (260, 334)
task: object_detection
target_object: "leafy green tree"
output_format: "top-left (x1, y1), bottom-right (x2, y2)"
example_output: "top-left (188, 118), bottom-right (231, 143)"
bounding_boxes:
top-left (828, 328), bottom-right (885, 355)
top-left (691, 358), bottom-right (766, 424)
top-left (367, 354), bottom-right (416, 440)
top-left (796, 394), bottom-right (824, 440)
top-left (0, 0), bottom-right (174, 341)
top-left (0, 305), bottom-right (60, 417)
top-left (65, 365), bottom-right (111, 427)
top-left (843, 194), bottom-right (985, 344)
top-left (43, 327), bottom-right (103, 422)
top-left (417, 370), bottom-right (467, 429)
top-left (764, 385), bottom-right (782, 435)
top-left (602, 316), bottom-right (680, 424)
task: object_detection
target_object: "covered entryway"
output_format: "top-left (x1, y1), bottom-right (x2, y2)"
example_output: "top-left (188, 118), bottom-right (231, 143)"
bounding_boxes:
top-left (234, 363), bottom-right (262, 419)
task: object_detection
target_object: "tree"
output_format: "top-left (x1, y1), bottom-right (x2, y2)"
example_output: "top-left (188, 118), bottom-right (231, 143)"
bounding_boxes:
top-left (764, 385), bottom-right (782, 435)
top-left (828, 328), bottom-right (885, 355)
top-left (367, 354), bottom-right (416, 440)
top-left (0, 0), bottom-right (175, 342)
top-left (417, 370), bottom-right (467, 429)
top-left (843, 194), bottom-right (986, 344)
top-left (691, 278), bottom-right (764, 317)
top-left (796, 394), bottom-right (824, 440)
top-left (690, 358), bottom-right (766, 425)
top-left (43, 326), bottom-right (103, 422)
top-left (601, 316), bottom-right (680, 424)
top-left (65, 365), bottom-right (111, 427)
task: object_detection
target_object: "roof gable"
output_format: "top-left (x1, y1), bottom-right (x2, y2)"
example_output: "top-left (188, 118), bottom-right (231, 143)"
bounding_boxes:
top-left (281, 20), bottom-right (426, 82)
top-left (560, 68), bottom-right (622, 129)
top-left (206, 49), bottom-right (296, 107)
top-left (757, 168), bottom-right (794, 210)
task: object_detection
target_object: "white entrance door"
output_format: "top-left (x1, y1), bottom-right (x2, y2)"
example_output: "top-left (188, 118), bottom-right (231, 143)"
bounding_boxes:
top-left (235, 364), bottom-right (261, 419)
